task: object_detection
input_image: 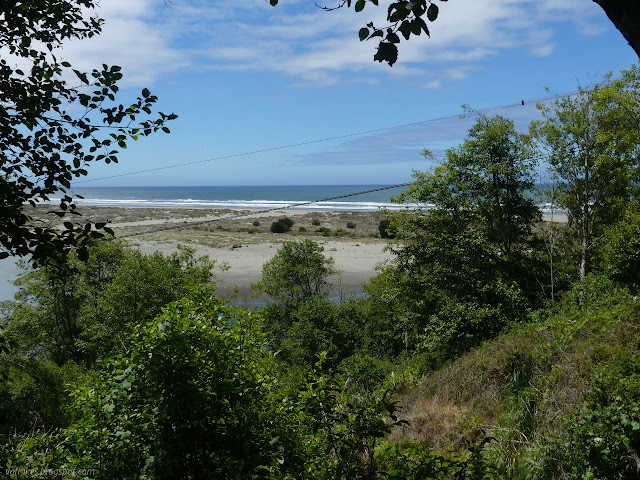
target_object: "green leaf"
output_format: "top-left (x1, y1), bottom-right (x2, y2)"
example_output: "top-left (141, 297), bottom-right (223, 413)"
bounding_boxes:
top-left (270, 0), bottom-right (278, 5)
top-left (355, 0), bottom-right (365, 12)
top-left (411, 18), bottom-right (422, 35)
top-left (77, 248), bottom-right (89, 262)
top-left (386, 32), bottom-right (401, 44)
top-left (359, 27), bottom-right (369, 41)
top-left (418, 17), bottom-right (430, 36)
top-left (427, 3), bottom-right (439, 21)
top-left (373, 42), bottom-right (398, 66)
top-left (399, 20), bottom-right (412, 40)
top-left (412, 0), bottom-right (427, 16)
top-left (142, 88), bottom-right (150, 98)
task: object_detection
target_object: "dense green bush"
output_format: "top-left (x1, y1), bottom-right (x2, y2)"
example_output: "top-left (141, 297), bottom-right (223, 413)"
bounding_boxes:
top-left (601, 201), bottom-right (640, 290)
top-left (9, 291), bottom-right (298, 479)
top-left (252, 239), bottom-right (337, 303)
top-left (378, 218), bottom-right (395, 238)
top-left (346, 221), bottom-right (356, 229)
top-left (278, 297), bottom-right (366, 368)
top-left (0, 242), bottom-right (219, 437)
top-left (270, 217), bottom-right (294, 233)
top-left (311, 218), bottom-right (321, 226)
top-left (315, 226), bottom-right (332, 236)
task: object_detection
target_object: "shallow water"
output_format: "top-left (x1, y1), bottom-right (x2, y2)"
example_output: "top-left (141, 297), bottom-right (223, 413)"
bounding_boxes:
top-left (0, 258), bottom-right (22, 302)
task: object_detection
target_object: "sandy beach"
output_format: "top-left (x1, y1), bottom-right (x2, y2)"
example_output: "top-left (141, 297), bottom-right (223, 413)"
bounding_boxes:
top-left (26, 205), bottom-right (394, 301)
top-left (134, 238), bottom-right (392, 301)
top-left (122, 208), bottom-right (394, 300)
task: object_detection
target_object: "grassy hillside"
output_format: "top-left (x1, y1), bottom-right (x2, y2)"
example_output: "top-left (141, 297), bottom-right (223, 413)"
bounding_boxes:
top-left (393, 276), bottom-right (640, 478)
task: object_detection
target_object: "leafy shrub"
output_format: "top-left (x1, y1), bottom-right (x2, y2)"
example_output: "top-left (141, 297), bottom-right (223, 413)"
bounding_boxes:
top-left (338, 354), bottom-right (392, 394)
top-left (311, 218), bottom-right (321, 226)
top-left (298, 226), bottom-right (307, 232)
top-left (252, 219), bottom-right (260, 226)
top-left (346, 221), bottom-right (356, 229)
top-left (601, 202), bottom-right (640, 289)
top-left (270, 217), bottom-right (294, 233)
top-left (279, 297), bottom-right (365, 368)
top-left (379, 219), bottom-right (395, 238)
top-left (563, 339), bottom-right (640, 478)
top-left (569, 396), bottom-right (640, 478)
top-left (375, 440), bottom-right (497, 479)
top-left (315, 227), bottom-right (332, 237)
top-left (251, 240), bottom-right (337, 303)
top-left (334, 228), bottom-right (352, 237)
top-left (17, 291), bottom-right (295, 479)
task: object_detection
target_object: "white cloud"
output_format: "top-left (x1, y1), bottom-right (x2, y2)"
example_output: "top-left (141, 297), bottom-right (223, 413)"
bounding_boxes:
top-left (59, 0), bottom-right (187, 86)
top-left (182, 0), bottom-right (608, 86)
top-left (50, 0), bottom-right (612, 87)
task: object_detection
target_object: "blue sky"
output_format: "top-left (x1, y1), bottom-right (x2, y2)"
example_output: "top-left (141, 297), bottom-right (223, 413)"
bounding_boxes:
top-left (64, 0), bottom-right (637, 186)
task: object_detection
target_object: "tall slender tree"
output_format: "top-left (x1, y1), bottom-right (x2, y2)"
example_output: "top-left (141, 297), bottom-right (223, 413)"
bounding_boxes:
top-left (531, 67), bottom-right (640, 279)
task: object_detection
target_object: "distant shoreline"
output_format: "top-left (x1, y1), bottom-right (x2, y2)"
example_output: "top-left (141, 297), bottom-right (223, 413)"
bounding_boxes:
top-left (24, 205), bottom-right (394, 301)
top-left (5, 205), bottom-right (567, 303)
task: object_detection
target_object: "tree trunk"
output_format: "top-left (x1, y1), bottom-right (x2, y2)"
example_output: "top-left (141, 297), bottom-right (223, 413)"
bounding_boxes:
top-left (594, 0), bottom-right (640, 57)
top-left (580, 152), bottom-right (590, 281)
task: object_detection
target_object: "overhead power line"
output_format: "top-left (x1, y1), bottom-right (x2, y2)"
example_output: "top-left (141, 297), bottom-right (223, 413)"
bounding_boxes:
top-left (76, 90), bottom-right (576, 184)
top-left (118, 183), bottom-right (412, 239)
top-left (116, 150), bottom-right (553, 239)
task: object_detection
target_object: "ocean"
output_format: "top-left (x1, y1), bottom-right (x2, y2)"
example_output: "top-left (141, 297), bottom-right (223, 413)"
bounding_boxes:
top-left (61, 185), bottom-right (561, 214)
top-left (64, 185), bottom-right (410, 211)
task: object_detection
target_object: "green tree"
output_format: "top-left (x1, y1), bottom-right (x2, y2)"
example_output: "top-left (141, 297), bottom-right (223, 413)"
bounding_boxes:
top-left (1, 243), bottom-right (218, 366)
top-left (0, 1), bottom-right (175, 265)
top-left (96, 246), bottom-right (218, 353)
top-left (252, 239), bottom-right (338, 303)
top-left (369, 115), bottom-right (541, 360)
top-left (10, 291), bottom-right (299, 479)
top-left (601, 200), bottom-right (640, 289)
top-left (395, 115), bottom-right (541, 282)
top-left (378, 211), bottom-right (529, 361)
top-left (278, 297), bottom-right (366, 368)
top-left (531, 67), bottom-right (640, 279)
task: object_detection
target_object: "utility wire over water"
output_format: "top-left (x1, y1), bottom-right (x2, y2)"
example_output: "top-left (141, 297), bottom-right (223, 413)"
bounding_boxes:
top-left (106, 179), bottom-right (564, 239)
top-left (117, 183), bottom-right (413, 239)
top-left (74, 90), bottom-right (577, 185)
